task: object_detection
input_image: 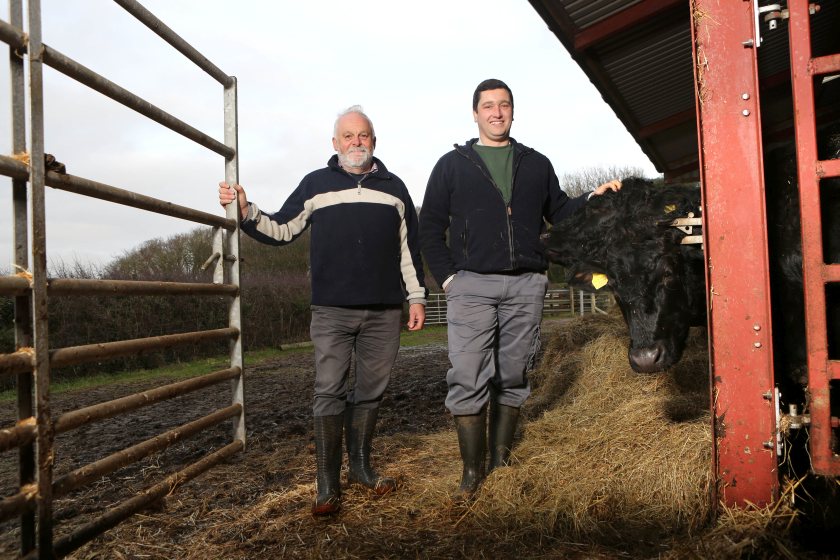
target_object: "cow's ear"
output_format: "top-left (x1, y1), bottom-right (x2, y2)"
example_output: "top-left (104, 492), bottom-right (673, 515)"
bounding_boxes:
top-left (569, 270), bottom-right (611, 291)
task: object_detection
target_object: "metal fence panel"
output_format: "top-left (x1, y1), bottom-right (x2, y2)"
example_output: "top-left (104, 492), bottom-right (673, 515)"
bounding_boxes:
top-left (0, 1), bottom-right (244, 556)
top-left (423, 287), bottom-right (613, 326)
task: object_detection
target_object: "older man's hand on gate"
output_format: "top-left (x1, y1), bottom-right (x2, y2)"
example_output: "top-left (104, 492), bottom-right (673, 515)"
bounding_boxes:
top-left (218, 181), bottom-right (249, 220)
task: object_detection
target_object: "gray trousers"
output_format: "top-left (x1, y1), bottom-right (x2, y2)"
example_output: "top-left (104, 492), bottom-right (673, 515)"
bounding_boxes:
top-left (310, 305), bottom-right (402, 416)
top-left (444, 271), bottom-right (547, 415)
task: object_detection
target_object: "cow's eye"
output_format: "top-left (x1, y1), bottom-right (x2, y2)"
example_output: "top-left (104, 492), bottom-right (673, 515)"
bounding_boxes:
top-left (662, 268), bottom-right (678, 287)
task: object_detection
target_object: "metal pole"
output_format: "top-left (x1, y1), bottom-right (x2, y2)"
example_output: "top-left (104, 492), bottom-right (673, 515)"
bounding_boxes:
top-left (0, 154), bottom-right (236, 229)
top-left (8, 1), bottom-right (35, 552)
top-left (41, 45), bottom-right (234, 158)
top-left (25, 1), bottom-right (55, 555)
top-left (224, 77), bottom-right (245, 446)
top-left (112, 0), bottom-right (233, 87)
top-left (569, 285), bottom-right (574, 315)
top-left (692, 0), bottom-right (778, 507)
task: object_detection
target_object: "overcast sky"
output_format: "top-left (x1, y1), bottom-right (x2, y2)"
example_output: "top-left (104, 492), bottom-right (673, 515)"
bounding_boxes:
top-left (0, 0), bottom-right (659, 270)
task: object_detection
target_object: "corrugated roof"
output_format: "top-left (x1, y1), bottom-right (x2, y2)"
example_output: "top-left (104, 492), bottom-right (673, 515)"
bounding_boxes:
top-left (527, 0), bottom-right (840, 181)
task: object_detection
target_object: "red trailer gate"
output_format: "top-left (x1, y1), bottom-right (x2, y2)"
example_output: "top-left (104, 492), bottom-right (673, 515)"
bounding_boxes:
top-left (788, 0), bottom-right (840, 476)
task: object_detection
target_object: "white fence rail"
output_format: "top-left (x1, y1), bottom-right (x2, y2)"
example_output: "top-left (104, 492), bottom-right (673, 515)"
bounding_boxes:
top-left (424, 287), bottom-right (613, 326)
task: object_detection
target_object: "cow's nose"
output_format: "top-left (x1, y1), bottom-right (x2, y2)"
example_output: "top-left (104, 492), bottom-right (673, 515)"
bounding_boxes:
top-left (629, 341), bottom-right (667, 373)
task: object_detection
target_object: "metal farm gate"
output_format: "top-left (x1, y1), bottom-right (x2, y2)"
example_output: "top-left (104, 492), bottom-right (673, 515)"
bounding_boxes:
top-left (424, 287), bottom-right (612, 325)
top-left (0, 1), bottom-right (244, 557)
top-left (787, 0), bottom-right (840, 477)
top-left (694, 0), bottom-right (840, 504)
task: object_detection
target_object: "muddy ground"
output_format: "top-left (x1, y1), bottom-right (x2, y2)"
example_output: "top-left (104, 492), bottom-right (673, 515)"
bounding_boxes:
top-left (1, 318), bottom-right (837, 559)
top-left (0, 328), bottom-right (461, 558)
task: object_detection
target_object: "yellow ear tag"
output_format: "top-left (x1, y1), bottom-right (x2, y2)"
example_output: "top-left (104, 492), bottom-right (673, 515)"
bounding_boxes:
top-left (664, 204), bottom-right (676, 213)
top-left (591, 273), bottom-right (609, 290)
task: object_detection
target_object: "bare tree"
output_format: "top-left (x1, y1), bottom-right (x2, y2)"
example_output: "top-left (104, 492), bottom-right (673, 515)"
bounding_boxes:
top-left (560, 164), bottom-right (653, 198)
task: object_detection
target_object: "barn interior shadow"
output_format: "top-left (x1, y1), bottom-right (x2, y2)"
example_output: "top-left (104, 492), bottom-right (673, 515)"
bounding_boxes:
top-left (663, 326), bottom-right (710, 422)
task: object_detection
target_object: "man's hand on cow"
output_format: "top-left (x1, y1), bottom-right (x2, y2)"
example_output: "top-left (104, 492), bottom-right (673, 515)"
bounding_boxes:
top-left (591, 179), bottom-right (622, 197)
top-left (218, 182), bottom-right (249, 220)
top-left (406, 303), bottom-right (426, 331)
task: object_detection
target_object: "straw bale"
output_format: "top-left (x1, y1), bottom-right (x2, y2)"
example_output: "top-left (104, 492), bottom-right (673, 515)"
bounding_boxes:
top-left (471, 324), bottom-right (713, 545)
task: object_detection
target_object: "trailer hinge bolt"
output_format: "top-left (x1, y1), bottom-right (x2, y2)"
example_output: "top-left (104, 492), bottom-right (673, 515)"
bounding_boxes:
top-left (762, 391), bottom-right (773, 400)
top-left (742, 109), bottom-right (751, 117)
top-left (753, 341), bottom-right (762, 348)
top-left (763, 440), bottom-right (774, 450)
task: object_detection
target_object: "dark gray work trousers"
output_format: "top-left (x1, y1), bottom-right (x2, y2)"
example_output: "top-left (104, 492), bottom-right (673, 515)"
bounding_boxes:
top-left (444, 271), bottom-right (547, 415)
top-left (310, 305), bottom-right (402, 416)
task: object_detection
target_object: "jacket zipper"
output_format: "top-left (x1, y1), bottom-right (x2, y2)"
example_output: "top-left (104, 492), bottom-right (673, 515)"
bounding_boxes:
top-left (507, 152), bottom-right (526, 269)
top-left (458, 145), bottom-right (528, 270)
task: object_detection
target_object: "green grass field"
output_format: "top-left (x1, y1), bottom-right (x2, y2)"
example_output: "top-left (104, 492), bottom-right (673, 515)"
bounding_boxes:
top-left (0, 324), bottom-right (450, 402)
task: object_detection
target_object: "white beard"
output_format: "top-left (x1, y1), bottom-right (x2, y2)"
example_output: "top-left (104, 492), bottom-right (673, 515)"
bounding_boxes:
top-left (338, 146), bottom-right (372, 170)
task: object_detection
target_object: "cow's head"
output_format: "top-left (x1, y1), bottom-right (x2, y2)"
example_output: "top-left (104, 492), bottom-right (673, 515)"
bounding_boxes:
top-left (545, 178), bottom-right (706, 373)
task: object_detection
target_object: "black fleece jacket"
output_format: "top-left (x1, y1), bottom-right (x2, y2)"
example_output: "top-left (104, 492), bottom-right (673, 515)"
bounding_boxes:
top-left (240, 155), bottom-right (426, 307)
top-left (419, 138), bottom-right (587, 286)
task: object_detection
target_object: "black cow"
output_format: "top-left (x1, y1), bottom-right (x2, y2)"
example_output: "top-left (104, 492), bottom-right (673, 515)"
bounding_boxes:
top-left (544, 128), bottom-right (840, 399)
top-left (544, 178), bottom-right (705, 374)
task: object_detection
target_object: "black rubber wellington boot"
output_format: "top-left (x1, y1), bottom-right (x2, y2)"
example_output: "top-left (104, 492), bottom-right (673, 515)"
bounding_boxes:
top-left (345, 404), bottom-right (397, 494)
top-left (453, 408), bottom-right (487, 500)
top-left (488, 402), bottom-right (520, 472)
top-left (312, 414), bottom-right (344, 516)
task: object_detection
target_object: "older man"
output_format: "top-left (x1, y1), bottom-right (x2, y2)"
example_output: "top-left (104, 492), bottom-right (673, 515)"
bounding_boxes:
top-left (420, 79), bottom-right (620, 499)
top-left (219, 106), bottom-right (426, 515)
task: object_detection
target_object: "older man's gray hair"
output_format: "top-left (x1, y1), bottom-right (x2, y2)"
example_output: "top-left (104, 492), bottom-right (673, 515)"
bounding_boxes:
top-left (334, 105), bottom-right (375, 138)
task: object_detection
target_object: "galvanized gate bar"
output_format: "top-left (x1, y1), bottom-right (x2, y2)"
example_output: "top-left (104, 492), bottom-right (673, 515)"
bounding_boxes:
top-left (0, 275), bottom-right (29, 295)
top-left (54, 366), bottom-right (240, 433)
top-left (0, 350), bottom-right (33, 378)
top-left (223, 77), bottom-right (245, 446)
top-left (2, 276), bottom-right (238, 297)
top-left (49, 327), bottom-right (238, 369)
top-left (40, 44), bottom-right (233, 158)
top-left (113, 0), bottom-right (233, 87)
top-left (53, 404), bottom-right (241, 498)
top-left (787, 0), bottom-right (840, 476)
top-left (25, 0), bottom-right (56, 553)
top-left (7, 0), bottom-right (34, 551)
top-left (691, 0), bottom-right (779, 506)
top-left (0, 420), bottom-right (36, 453)
top-left (0, 484), bottom-right (36, 523)
top-left (50, 440), bottom-right (244, 558)
top-left (43, 167), bottom-right (236, 227)
top-left (0, 153), bottom-right (30, 179)
top-left (0, 154), bottom-right (236, 229)
top-left (0, 17), bottom-right (26, 49)
top-left (47, 278), bottom-right (238, 296)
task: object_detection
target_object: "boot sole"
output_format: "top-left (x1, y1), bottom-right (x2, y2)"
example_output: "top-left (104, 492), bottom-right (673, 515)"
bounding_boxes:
top-left (347, 476), bottom-right (397, 495)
